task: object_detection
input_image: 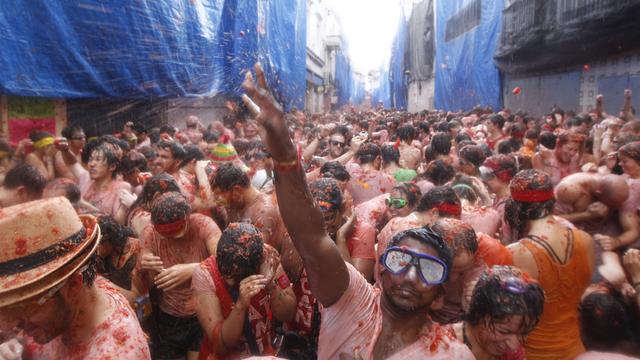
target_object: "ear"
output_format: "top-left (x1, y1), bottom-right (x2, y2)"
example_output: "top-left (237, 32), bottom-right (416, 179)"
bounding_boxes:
top-left (15, 185), bottom-right (29, 201)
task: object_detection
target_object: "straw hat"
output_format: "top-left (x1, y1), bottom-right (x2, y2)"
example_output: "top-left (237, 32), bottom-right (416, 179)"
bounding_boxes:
top-left (0, 197), bottom-right (100, 307)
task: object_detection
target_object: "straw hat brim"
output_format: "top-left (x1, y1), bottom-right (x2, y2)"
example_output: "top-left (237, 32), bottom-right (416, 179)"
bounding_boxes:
top-left (0, 215), bottom-right (101, 308)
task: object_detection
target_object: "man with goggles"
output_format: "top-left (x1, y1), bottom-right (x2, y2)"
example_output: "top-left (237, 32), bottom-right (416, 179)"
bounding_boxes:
top-left (241, 65), bottom-right (473, 359)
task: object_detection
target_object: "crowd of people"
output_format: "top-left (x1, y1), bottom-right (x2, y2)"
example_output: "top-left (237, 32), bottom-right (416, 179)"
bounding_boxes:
top-left (1, 63), bottom-right (640, 359)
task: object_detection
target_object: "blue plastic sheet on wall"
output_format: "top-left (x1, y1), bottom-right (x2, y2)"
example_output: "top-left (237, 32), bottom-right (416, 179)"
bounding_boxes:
top-left (371, 65), bottom-right (391, 108)
top-left (335, 48), bottom-right (353, 107)
top-left (434, 0), bottom-right (503, 111)
top-left (0, 0), bottom-right (306, 110)
top-left (389, 14), bottom-right (408, 110)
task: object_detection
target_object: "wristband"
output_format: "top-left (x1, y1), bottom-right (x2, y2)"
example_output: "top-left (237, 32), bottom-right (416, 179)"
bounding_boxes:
top-left (273, 144), bottom-right (302, 172)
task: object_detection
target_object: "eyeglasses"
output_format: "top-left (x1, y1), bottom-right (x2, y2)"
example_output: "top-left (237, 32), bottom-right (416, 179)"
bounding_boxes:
top-left (330, 140), bottom-right (345, 147)
top-left (386, 197), bottom-right (407, 209)
top-left (380, 246), bottom-right (448, 285)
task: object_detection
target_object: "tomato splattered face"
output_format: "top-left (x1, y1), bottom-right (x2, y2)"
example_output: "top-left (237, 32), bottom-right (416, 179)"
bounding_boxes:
top-left (472, 315), bottom-right (526, 358)
top-left (1, 293), bottom-right (69, 344)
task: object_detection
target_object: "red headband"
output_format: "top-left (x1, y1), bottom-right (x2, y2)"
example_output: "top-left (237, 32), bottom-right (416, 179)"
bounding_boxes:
top-left (510, 188), bottom-right (554, 203)
top-left (436, 203), bottom-right (462, 217)
top-left (484, 159), bottom-right (513, 183)
top-left (154, 218), bottom-right (187, 234)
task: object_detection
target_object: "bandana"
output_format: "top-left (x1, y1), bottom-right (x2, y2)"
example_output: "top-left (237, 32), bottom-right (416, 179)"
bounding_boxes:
top-left (436, 202), bottom-right (462, 217)
top-left (484, 158), bottom-right (514, 183)
top-left (510, 188), bottom-right (554, 203)
top-left (33, 137), bottom-right (54, 149)
top-left (154, 218), bottom-right (187, 235)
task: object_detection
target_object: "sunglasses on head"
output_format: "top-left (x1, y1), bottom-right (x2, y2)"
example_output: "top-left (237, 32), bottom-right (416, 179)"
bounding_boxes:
top-left (330, 140), bottom-right (345, 147)
top-left (380, 246), bottom-right (448, 285)
top-left (386, 197), bottom-right (407, 209)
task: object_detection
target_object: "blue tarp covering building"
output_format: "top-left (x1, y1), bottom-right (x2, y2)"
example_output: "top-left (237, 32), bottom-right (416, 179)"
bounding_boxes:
top-left (0, 0), bottom-right (306, 110)
top-left (335, 48), bottom-right (353, 107)
top-left (389, 14), bottom-right (408, 110)
top-left (371, 65), bottom-right (391, 108)
top-left (434, 0), bottom-right (503, 111)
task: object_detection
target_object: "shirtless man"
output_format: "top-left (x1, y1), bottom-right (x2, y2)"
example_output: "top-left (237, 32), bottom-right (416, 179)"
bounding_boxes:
top-left (136, 192), bottom-right (220, 360)
top-left (533, 130), bottom-right (584, 186)
top-left (25, 131), bottom-right (57, 181)
top-left (182, 115), bottom-right (204, 145)
top-left (211, 163), bottom-right (286, 251)
top-left (55, 125), bottom-right (86, 180)
top-left (346, 143), bottom-right (396, 205)
top-left (241, 63), bottom-right (473, 359)
top-left (396, 125), bottom-right (421, 169)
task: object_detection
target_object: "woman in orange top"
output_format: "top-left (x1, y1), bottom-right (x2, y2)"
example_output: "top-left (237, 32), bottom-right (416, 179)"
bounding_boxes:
top-left (507, 170), bottom-right (595, 359)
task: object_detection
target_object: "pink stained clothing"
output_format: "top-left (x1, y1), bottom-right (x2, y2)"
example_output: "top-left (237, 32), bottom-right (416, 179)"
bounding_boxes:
top-left (355, 193), bottom-right (389, 229)
top-left (348, 219), bottom-right (377, 260)
top-left (346, 164), bottom-right (397, 205)
top-left (78, 171), bottom-right (131, 217)
top-left (461, 205), bottom-right (501, 238)
top-left (318, 263), bottom-right (474, 360)
top-left (139, 213), bottom-right (219, 317)
top-left (173, 169), bottom-right (196, 204)
top-left (191, 262), bottom-right (274, 358)
top-left (26, 277), bottom-right (151, 360)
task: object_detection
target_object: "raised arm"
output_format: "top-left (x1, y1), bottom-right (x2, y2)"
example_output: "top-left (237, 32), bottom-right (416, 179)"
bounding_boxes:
top-left (242, 64), bottom-right (349, 307)
top-left (623, 89), bottom-right (634, 121)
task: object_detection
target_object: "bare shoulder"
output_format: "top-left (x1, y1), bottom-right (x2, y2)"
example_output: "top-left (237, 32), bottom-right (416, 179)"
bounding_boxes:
top-left (507, 241), bottom-right (539, 279)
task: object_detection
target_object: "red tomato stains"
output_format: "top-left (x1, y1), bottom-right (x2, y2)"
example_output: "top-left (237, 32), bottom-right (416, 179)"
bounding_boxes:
top-left (15, 237), bottom-right (28, 255)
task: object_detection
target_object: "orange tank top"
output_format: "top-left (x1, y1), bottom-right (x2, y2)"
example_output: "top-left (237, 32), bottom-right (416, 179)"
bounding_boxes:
top-left (521, 229), bottom-right (591, 360)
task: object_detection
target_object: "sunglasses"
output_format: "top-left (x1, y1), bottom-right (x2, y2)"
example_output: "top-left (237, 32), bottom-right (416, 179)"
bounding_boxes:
top-left (330, 140), bottom-right (345, 147)
top-left (380, 246), bottom-right (448, 285)
top-left (386, 197), bottom-right (407, 209)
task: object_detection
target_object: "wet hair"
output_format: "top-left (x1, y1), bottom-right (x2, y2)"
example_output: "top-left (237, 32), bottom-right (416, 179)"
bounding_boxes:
top-left (556, 130), bottom-right (585, 147)
top-left (356, 143), bottom-right (381, 164)
top-left (212, 163), bottom-right (250, 191)
top-left (417, 186), bottom-right (460, 218)
top-left (432, 218), bottom-right (478, 254)
top-left (61, 125), bottom-right (84, 139)
top-left (28, 130), bottom-right (53, 143)
top-left (451, 174), bottom-right (479, 203)
top-left (431, 133), bottom-right (452, 155)
top-left (466, 266), bottom-right (545, 336)
top-left (128, 173), bottom-right (181, 215)
top-left (388, 227), bottom-right (453, 281)
top-left (157, 140), bottom-right (187, 161)
top-left (497, 140), bottom-right (515, 154)
top-left (393, 182), bottom-right (422, 207)
top-left (423, 160), bottom-right (455, 186)
top-left (97, 215), bottom-right (134, 253)
top-left (132, 123), bottom-right (147, 135)
top-left (216, 222), bottom-right (264, 281)
top-left (455, 132), bottom-right (472, 145)
top-left (159, 125), bottom-right (177, 136)
top-left (80, 253), bottom-right (99, 287)
top-left (483, 154), bottom-right (518, 183)
top-left (88, 144), bottom-right (120, 178)
top-left (320, 161), bottom-right (351, 182)
top-left (525, 129), bottom-right (539, 140)
top-left (120, 151), bottom-right (148, 175)
top-left (539, 132), bottom-right (557, 149)
top-left (488, 114), bottom-right (505, 129)
top-left (566, 117), bottom-right (585, 129)
top-left (459, 145), bottom-right (486, 168)
top-left (381, 144), bottom-right (400, 165)
top-left (3, 163), bottom-right (46, 197)
top-left (181, 145), bottom-right (205, 167)
top-left (618, 141), bottom-right (640, 162)
top-left (504, 170), bottom-right (555, 239)
top-left (310, 177), bottom-right (343, 212)
top-left (43, 178), bottom-right (81, 204)
top-left (151, 192), bottom-right (191, 225)
top-left (579, 285), bottom-right (635, 351)
top-left (396, 125), bottom-right (416, 142)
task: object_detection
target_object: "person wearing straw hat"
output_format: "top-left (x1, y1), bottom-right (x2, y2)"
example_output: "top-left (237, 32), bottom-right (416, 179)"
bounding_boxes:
top-left (0, 197), bottom-right (150, 359)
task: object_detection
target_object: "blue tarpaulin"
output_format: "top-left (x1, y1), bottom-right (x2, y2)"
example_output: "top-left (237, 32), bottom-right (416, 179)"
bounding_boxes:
top-left (335, 48), bottom-right (353, 107)
top-left (371, 65), bottom-right (391, 108)
top-left (389, 13), bottom-right (408, 110)
top-left (0, 0), bottom-right (306, 110)
top-left (434, 0), bottom-right (503, 111)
